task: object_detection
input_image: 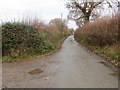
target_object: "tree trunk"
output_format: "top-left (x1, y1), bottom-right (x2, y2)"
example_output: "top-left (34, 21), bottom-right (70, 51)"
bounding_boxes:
top-left (84, 11), bottom-right (91, 25)
top-left (84, 15), bottom-right (90, 25)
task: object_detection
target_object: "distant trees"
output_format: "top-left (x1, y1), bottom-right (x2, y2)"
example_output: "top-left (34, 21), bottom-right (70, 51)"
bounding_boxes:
top-left (49, 18), bottom-right (68, 35)
top-left (66, 0), bottom-right (118, 27)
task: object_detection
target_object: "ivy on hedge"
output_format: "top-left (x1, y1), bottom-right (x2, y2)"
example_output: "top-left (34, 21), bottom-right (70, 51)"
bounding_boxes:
top-left (2, 22), bottom-right (45, 56)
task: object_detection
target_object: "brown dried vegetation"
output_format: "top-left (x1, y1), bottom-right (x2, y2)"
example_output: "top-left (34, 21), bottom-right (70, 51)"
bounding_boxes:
top-left (74, 14), bottom-right (120, 67)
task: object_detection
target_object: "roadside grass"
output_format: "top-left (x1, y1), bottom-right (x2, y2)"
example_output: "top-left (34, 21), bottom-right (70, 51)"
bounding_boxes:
top-left (89, 44), bottom-right (119, 64)
top-left (75, 39), bottom-right (120, 67)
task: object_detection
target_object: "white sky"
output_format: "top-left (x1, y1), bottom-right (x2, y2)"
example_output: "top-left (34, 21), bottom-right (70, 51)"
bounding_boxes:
top-left (0, 0), bottom-right (77, 29)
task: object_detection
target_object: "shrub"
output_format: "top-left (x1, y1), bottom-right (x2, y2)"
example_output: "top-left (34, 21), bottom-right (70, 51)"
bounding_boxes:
top-left (74, 14), bottom-right (120, 63)
top-left (2, 17), bottom-right (72, 61)
top-left (74, 14), bottom-right (119, 47)
top-left (2, 22), bottom-right (45, 57)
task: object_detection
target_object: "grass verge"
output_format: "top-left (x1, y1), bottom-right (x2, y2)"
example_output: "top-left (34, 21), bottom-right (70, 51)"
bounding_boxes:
top-left (75, 39), bottom-right (120, 67)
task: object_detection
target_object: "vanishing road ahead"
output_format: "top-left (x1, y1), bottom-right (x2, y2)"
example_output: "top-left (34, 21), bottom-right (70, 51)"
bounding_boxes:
top-left (2, 35), bottom-right (118, 88)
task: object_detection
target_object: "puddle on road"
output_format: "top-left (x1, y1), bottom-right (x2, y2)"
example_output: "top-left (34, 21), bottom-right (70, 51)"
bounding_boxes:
top-left (28, 68), bottom-right (43, 75)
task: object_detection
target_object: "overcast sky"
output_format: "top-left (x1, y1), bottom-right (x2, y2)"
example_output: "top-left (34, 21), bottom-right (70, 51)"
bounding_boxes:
top-left (0, 0), bottom-right (77, 29)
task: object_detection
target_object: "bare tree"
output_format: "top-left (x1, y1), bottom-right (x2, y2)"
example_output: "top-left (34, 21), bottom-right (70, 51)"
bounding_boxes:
top-left (66, 0), bottom-right (118, 27)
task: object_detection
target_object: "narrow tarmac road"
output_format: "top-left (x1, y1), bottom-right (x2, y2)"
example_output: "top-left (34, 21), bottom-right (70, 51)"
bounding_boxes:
top-left (2, 35), bottom-right (118, 88)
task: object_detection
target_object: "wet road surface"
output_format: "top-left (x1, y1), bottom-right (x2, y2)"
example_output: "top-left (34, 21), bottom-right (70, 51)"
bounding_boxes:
top-left (2, 35), bottom-right (118, 88)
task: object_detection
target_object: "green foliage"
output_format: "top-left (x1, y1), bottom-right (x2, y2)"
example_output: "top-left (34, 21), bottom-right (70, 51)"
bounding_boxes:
top-left (41, 42), bottom-right (56, 54)
top-left (2, 20), bottom-right (71, 61)
top-left (2, 22), bottom-right (45, 57)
